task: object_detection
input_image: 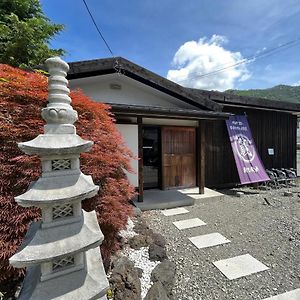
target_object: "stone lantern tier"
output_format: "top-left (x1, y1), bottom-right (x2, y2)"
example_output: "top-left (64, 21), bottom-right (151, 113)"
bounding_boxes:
top-left (15, 172), bottom-right (98, 206)
top-left (18, 248), bottom-right (108, 300)
top-left (9, 210), bottom-right (103, 267)
top-left (18, 134), bottom-right (92, 155)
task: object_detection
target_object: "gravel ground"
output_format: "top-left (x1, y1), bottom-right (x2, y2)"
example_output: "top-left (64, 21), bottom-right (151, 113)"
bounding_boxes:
top-left (143, 186), bottom-right (300, 300)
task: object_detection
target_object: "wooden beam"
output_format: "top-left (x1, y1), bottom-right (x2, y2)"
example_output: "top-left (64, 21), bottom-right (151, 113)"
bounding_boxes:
top-left (137, 117), bottom-right (144, 202)
top-left (198, 120), bottom-right (206, 194)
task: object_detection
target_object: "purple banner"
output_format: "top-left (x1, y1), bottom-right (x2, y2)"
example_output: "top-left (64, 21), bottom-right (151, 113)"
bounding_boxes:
top-left (226, 115), bottom-right (270, 184)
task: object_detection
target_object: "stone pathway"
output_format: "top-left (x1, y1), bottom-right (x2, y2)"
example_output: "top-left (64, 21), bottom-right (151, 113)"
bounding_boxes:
top-left (161, 206), bottom-right (298, 299)
top-left (173, 218), bottom-right (206, 230)
top-left (189, 233), bottom-right (231, 250)
top-left (161, 207), bottom-right (189, 216)
top-left (213, 254), bottom-right (269, 280)
top-left (263, 288), bottom-right (300, 300)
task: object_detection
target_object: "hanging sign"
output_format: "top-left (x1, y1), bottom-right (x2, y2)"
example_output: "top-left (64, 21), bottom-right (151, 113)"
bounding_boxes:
top-left (225, 115), bottom-right (270, 184)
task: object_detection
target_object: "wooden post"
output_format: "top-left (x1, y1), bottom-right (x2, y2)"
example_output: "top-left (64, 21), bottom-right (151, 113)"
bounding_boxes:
top-left (137, 117), bottom-right (144, 202)
top-left (197, 120), bottom-right (206, 194)
top-left (161, 127), bottom-right (166, 190)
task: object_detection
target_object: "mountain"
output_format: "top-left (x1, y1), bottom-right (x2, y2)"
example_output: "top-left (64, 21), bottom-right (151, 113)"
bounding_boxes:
top-left (226, 85), bottom-right (300, 104)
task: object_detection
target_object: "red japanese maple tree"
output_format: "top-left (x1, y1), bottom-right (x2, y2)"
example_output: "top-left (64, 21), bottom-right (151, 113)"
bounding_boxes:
top-left (0, 64), bottom-right (135, 284)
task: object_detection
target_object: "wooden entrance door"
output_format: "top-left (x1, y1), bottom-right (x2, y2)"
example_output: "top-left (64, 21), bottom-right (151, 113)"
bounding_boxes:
top-left (162, 127), bottom-right (196, 189)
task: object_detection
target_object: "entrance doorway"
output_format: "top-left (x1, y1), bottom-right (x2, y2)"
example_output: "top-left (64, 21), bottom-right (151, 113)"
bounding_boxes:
top-left (142, 126), bottom-right (197, 190)
top-left (143, 127), bottom-right (161, 189)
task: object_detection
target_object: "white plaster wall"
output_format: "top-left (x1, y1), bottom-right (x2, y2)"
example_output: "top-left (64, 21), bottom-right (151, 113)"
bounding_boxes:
top-left (70, 74), bottom-right (196, 109)
top-left (117, 124), bottom-right (139, 187)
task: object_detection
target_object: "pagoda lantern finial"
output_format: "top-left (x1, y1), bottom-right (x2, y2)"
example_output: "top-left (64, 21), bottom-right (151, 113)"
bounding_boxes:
top-left (41, 57), bottom-right (78, 134)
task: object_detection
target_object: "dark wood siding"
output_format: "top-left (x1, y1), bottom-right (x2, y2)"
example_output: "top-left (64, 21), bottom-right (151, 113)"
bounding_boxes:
top-left (205, 107), bottom-right (297, 187)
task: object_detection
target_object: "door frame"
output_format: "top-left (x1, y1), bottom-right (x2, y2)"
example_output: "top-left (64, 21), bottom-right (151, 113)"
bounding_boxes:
top-left (138, 121), bottom-right (204, 202)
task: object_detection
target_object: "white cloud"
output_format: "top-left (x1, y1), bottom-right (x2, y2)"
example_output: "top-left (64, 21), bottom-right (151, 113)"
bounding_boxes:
top-left (292, 80), bottom-right (300, 86)
top-left (167, 35), bottom-right (251, 91)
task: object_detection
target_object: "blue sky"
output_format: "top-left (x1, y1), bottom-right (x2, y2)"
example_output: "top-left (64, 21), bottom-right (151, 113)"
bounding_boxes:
top-left (41, 0), bottom-right (300, 91)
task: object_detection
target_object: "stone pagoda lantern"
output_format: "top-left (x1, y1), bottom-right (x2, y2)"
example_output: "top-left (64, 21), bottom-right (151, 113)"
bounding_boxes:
top-left (10, 57), bottom-right (109, 299)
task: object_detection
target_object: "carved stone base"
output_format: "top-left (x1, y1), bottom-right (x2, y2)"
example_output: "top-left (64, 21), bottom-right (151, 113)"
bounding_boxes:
top-left (18, 248), bottom-right (109, 300)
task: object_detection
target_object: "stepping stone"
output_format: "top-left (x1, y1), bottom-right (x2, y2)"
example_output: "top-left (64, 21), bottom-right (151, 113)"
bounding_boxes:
top-left (213, 253), bottom-right (269, 280)
top-left (189, 232), bottom-right (230, 249)
top-left (263, 288), bottom-right (300, 300)
top-left (162, 207), bottom-right (189, 216)
top-left (173, 218), bottom-right (206, 230)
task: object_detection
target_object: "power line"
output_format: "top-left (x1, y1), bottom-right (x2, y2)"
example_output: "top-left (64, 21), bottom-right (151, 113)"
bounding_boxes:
top-left (180, 37), bottom-right (300, 82)
top-left (184, 38), bottom-right (300, 81)
top-left (82, 0), bottom-right (114, 57)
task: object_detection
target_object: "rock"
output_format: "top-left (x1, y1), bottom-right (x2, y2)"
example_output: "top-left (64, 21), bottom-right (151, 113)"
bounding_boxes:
top-left (152, 233), bottom-right (166, 247)
top-left (149, 244), bottom-right (168, 261)
top-left (128, 234), bottom-right (152, 249)
top-left (151, 260), bottom-right (176, 296)
top-left (133, 206), bottom-right (142, 217)
top-left (236, 191), bottom-right (244, 197)
top-left (14, 284), bottom-right (21, 298)
top-left (136, 267), bottom-right (143, 278)
top-left (109, 257), bottom-right (141, 300)
top-left (116, 233), bottom-right (125, 246)
top-left (134, 218), bottom-right (150, 233)
top-left (144, 282), bottom-right (170, 300)
top-left (284, 191), bottom-right (293, 197)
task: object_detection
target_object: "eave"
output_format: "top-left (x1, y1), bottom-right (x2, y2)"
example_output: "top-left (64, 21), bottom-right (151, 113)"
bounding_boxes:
top-left (108, 103), bottom-right (231, 120)
top-left (186, 88), bottom-right (300, 114)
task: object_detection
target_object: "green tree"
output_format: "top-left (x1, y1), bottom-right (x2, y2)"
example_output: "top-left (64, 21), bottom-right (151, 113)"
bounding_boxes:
top-left (0, 0), bottom-right (64, 67)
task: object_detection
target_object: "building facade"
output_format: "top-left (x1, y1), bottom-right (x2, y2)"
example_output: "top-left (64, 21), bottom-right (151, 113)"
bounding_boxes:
top-left (68, 57), bottom-right (300, 199)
